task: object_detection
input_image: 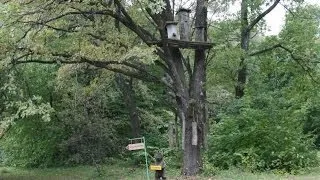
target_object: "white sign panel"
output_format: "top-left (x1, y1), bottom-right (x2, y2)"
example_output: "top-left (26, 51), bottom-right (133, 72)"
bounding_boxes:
top-left (126, 143), bottom-right (145, 151)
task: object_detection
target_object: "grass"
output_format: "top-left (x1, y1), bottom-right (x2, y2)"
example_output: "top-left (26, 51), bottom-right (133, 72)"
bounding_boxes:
top-left (214, 167), bottom-right (320, 180)
top-left (0, 163), bottom-right (320, 180)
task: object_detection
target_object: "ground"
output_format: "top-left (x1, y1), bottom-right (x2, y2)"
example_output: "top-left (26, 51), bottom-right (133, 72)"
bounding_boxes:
top-left (0, 163), bottom-right (320, 180)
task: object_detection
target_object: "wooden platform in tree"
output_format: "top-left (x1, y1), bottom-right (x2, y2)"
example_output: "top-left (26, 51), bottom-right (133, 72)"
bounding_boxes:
top-left (162, 39), bottom-right (213, 49)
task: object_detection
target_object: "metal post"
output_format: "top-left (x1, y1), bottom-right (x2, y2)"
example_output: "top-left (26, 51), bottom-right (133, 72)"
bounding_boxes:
top-left (143, 137), bottom-right (150, 180)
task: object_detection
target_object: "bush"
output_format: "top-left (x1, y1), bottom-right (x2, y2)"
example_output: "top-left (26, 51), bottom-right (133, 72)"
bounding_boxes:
top-left (303, 95), bottom-right (320, 148)
top-left (0, 117), bottom-right (64, 168)
top-left (207, 94), bottom-right (319, 172)
top-left (0, 114), bottom-right (126, 168)
top-left (160, 148), bottom-right (182, 169)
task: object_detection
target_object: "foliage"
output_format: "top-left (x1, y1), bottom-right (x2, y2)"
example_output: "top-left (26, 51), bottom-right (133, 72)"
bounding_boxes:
top-left (0, 117), bottom-right (64, 168)
top-left (139, 0), bottom-right (166, 14)
top-left (0, 0), bottom-right (319, 174)
top-left (53, 65), bottom-right (130, 165)
top-left (0, 64), bottom-right (124, 167)
top-left (208, 97), bottom-right (318, 172)
top-left (206, 6), bottom-right (320, 172)
top-left (0, 65), bottom-right (60, 167)
top-left (207, 53), bottom-right (320, 171)
top-left (0, 69), bottom-right (54, 126)
top-left (0, 65), bottom-right (58, 167)
top-left (303, 93), bottom-right (320, 148)
top-left (0, 61), bottom-right (173, 167)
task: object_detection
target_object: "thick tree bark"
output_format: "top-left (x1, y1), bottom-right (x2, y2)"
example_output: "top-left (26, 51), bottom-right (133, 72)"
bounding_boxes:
top-left (182, 51), bottom-right (205, 175)
top-left (201, 65), bottom-right (208, 150)
top-left (174, 111), bottom-right (179, 149)
top-left (168, 118), bottom-right (178, 149)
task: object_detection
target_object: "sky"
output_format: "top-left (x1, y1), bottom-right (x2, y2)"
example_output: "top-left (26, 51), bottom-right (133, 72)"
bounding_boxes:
top-left (265, 0), bottom-right (320, 35)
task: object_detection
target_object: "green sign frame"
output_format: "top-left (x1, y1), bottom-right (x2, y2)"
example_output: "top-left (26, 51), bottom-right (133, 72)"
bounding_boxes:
top-left (127, 137), bottom-right (150, 180)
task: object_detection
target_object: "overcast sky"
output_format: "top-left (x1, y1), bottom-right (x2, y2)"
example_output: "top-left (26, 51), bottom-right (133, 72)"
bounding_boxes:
top-left (265, 0), bottom-right (320, 35)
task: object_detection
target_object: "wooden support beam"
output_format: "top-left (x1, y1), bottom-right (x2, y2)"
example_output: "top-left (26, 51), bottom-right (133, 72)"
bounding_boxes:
top-left (164, 39), bottom-right (213, 49)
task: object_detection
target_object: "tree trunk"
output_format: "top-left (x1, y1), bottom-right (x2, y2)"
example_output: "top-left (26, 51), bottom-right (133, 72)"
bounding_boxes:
top-left (182, 50), bottom-right (206, 175)
top-left (235, 0), bottom-right (250, 98)
top-left (235, 0), bottom-right (280, 98)
top-left (181, 0), bottom-right (207, 175)
top-left (154, 0), bottom-right (208, 175)
top-left (175, 111), bottom-right (179, 149)
top-left (169, 112), bottom-right (179, 149)
top-left (116, 74), bottom-right (141, 138)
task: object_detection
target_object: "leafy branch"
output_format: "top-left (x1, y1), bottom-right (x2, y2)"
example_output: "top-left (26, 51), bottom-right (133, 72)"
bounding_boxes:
top-left (11, 50), bottom-right (161, 83)
top-left (249, 43), bottom-right (318, 83)
top-left (247, 0), bottom-right (281, 31)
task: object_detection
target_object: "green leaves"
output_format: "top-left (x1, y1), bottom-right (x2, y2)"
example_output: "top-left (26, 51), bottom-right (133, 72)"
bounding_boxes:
top-left (208, 92), bottom-right (319, 171)
top-left (1, 71), bottom-right (55, 126)
top-left (207, 20), bottom-right (320, 169)
top-left (0, 116), bottom-right (65, 168)
top-left (142, 0), bottom-right (166, 14)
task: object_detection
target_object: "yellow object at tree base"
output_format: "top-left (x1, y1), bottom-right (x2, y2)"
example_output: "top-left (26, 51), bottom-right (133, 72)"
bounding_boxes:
top-left (150, 165), bottom-right (162, 171)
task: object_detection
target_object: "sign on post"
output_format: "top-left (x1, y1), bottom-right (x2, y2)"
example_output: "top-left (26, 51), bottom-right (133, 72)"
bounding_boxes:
top-left (126, 137), bottom-right (150, 180)
top-left (126, 143), bottom-right (145, 151)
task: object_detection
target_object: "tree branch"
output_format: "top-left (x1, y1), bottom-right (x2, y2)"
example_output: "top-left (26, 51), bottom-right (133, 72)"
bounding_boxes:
top-left (249, 43), bottom-right (318, 83)
top-left (41, 11), bottom-right (105, 24)
top-left (280, 2), bottom-right (295, 17)
top-left (249, 43), bottom-right (281, 56)
top-left (111, 0), bottom-right (158, 45)
top-left (247, 0), bottom-right (280, 31)
top-left (20, 7), bottom-right (158, 45)
top-left (20, 20), bottom-right (78, 33)
top-left (279, 46), bottom-right (317, 83)
top-left (182, 55), bottom-right (192, 77)
top-left (13, 52), bottom-right (161, 83)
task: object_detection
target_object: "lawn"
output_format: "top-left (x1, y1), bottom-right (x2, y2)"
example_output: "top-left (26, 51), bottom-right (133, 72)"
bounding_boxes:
top-left (1, 163), bottom-right (320, 180)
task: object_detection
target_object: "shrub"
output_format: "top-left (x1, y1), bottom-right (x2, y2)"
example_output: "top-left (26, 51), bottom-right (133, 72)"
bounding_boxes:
top-left (303, 95), bottom-right (320, 148)
top-left (0, 117), bottom-right (64, 167)
top-left (207, 94), bottom-right (319, 172)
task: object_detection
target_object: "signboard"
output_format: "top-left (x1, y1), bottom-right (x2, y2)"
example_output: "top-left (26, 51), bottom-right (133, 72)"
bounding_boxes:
top-left (126, 143), bottom-right (145, 151)
top-left (126, 137), bottom-right (150, 180)
top-left (150, 165), bottom-right (162, 171)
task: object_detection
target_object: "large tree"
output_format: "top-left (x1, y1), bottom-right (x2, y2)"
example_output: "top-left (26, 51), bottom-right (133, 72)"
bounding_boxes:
top-left (1, 0), bottom-right (210, 175)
